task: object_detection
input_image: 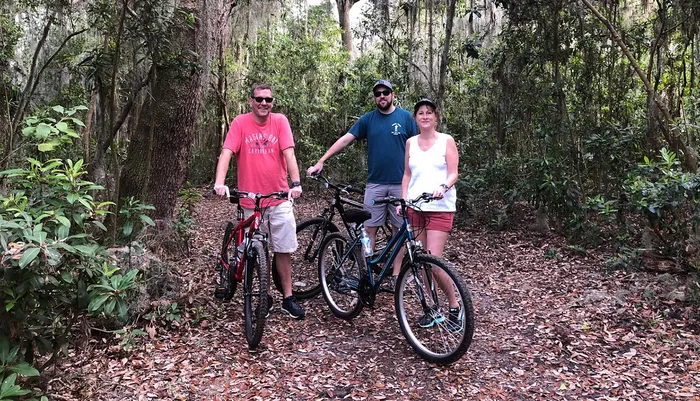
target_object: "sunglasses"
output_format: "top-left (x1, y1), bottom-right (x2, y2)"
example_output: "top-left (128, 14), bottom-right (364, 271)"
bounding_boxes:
top-left (373, 89), bottom-right (392, 97)
top-left (252, 96), bottom-right (274, 103)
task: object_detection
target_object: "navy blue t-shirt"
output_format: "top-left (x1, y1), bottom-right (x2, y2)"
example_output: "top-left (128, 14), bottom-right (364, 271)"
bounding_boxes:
top-left (349, 108), bottom-right (418, 184)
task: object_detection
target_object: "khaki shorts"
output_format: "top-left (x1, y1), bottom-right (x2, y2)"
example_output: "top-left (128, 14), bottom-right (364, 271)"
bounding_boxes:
top-left (243, 201), bottom-right (298, 253)
top-left (363, 183), bottom-right (403, 228)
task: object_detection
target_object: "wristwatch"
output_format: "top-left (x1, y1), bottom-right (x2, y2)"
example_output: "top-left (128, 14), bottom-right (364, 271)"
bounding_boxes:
top-left (291, 181), bottom-right (302, 187)
top-left (440, 183), bottom-right (449, 190)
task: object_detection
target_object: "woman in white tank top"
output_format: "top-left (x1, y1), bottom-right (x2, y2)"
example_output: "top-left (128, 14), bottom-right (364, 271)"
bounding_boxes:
top-left (400, 98), bottom-right (462, 330)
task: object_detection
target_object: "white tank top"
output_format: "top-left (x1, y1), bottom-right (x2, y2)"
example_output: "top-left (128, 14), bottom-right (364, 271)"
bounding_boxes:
top-left (406, 133), bottom-right (456, 212)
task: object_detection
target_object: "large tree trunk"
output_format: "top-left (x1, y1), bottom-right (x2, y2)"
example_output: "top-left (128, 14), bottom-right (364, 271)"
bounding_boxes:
top-left (119, 0), bottom-right (230, 221)
top-left (436, 0), bottom-right (457, 119)
top-left (336, 0), bottom-right (359, 57)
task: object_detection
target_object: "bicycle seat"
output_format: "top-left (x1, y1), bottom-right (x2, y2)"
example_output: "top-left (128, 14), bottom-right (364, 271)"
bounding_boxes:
top-left (344, 208), bottom-right (372, 224)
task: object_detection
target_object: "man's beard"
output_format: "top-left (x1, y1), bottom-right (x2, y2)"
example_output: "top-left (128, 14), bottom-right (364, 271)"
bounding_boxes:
top-left (376, 100), bottom-right (392, 111)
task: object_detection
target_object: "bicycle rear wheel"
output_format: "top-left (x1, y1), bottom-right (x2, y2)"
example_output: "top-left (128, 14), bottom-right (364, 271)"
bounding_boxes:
top-left (215, 222), bottom-right (237, 300)
top-left (243, 240), bottom-right (268, 348)
top-left (318, 233), bottom-right (364, 320)
top-left (272, 217), bottom-right (339, 299)
top-left (395, 254), bottom-right (474, 365)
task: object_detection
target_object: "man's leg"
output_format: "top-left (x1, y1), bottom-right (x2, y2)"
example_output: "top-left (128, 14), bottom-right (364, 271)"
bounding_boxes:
top-left (275, 252), bottom-right (293, 298)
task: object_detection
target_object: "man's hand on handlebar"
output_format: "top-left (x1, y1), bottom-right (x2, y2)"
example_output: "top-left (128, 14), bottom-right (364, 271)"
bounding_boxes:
top-left (214, 184), bottom-right (229, 198)
top-left (288, 186), bottom-right (302, 200)
top-left (306, 162), bottom-right (323, 176)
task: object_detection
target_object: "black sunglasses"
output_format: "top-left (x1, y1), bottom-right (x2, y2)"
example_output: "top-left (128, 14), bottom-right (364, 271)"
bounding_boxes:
top-left (252, 96), bottom-right (274, 103)
top-left (373, 89), bottom-right (392, 97)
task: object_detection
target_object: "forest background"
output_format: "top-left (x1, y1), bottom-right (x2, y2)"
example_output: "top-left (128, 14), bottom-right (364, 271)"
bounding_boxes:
top-left (1, 0), bottom-right (699, 399)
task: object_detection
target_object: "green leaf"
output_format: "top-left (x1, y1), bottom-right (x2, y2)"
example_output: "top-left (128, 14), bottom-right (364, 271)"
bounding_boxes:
top-left (87, 294), bottom-right (110, 312)
top-left (122, 221), bottom-right (134, 237)
top-left (60, 270), bottom-right (73, 283)
top-left (104, 298), bottom-right (116, 315)
top-left (52, 105), bottom-right (65, 114)
top-left (139, 215), bottom-right (155, 226)
top-left (66, 193), bottom-right (79, 204)
top-left (0, 373), bottom-right (31, 398)
top-left (35, 123), bottom-right (52, 138)
top-left (56, 121), bottom-right (69, 133)
top-left (37, 142), bottom-right (56, 152)
top-left (9, 362), bottom-right (39, 377)
top-left (18, 247), bottom-right (41, 269)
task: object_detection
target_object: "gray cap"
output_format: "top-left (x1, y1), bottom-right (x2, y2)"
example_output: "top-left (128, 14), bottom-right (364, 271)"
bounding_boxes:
top-left (414, 98), bottom-right (437, 114)
top-left (373, 79), bottom-right (393, 91)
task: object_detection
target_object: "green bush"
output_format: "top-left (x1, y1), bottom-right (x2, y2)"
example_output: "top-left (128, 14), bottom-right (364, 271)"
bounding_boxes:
top-left (0, 108), bottom-right (140, 399)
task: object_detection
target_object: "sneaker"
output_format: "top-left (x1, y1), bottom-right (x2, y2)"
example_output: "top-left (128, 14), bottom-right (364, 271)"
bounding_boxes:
top-left (281, 296), bottom-right (305, 319)
top-left (447, 307), bottom-right (463, 333)
top-left (255, 294), bottom-right (274, 318)
top-left (418, 305), bottom-right (446, 328)
top-left (379, 275), bottom-right (397, 293)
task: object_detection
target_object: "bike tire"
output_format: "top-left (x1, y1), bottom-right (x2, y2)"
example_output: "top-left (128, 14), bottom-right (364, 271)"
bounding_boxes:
top-left (216, 222), bottom-right (237, 300)
top-left (318, 233), bottom-right (364, 320)
top-left (272, 217), bottom-right (339, 299)
top-left (394, 254), bottom-right (474, 365)
top-left (243, 240), bottom-right (268, 348)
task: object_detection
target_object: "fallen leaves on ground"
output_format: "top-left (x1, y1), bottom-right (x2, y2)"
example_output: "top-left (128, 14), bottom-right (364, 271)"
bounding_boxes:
top-left (47, 193), bottom-right (699, 400)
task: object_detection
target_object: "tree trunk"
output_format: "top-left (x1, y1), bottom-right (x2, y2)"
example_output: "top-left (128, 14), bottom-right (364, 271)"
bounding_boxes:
top-left (436, 0), bottom-right (457, 122)
top-left (119, 0), bottom-right (231, 220)
top-left (336, 0), bottom-right (359, 58)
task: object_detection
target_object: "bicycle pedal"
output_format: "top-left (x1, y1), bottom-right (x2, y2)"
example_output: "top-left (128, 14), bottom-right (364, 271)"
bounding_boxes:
top-left (213, 287), bottom-right (227, 299)
top-left (215, 261), bottom-right (223, 272)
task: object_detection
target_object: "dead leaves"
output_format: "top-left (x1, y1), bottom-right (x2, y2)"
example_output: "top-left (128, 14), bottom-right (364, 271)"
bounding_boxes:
top-left (44, 195), bottom-right (699, 400)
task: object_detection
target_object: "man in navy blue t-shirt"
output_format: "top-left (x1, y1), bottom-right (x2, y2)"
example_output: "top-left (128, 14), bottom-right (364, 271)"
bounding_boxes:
top-left (307, 79), bottom-right (418, 289)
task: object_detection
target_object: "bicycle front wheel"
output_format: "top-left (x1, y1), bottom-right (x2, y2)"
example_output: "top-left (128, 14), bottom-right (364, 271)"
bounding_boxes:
top-left (272, 217), bottom-right (339, 299)
top-left (215, 222), bottom-right (237, 300)
top-left (395, 254), bottom-right (474, 365)
top-left (243, 240), bottom-right (269, 348)
top-left (318, 233), bottom-right (364, 320)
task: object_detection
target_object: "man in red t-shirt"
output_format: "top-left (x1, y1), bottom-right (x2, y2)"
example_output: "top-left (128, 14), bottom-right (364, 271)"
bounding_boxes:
top-left (214, 83), bottom-right (305, 319)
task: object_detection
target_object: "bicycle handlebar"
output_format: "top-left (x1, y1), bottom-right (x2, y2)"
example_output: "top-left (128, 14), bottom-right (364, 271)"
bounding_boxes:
top-left (307, 172), bottom-right (363, 195)
top-left (213, 187), bottom-right (288, 202)
top-left (371, 192), bottom-right (436, 206)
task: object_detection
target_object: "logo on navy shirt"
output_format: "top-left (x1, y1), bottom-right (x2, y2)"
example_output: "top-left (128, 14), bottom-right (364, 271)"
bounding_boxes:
top-left (392, 123), bottom-right (403, 136)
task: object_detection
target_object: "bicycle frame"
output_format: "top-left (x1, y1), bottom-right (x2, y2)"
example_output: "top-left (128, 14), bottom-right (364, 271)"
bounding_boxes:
top-left (220, 190), bottom-right (286, 283)
top-left (301, 174), bottom-right (392, 261)
top-left (336, 194), bottom-right (433, 296)
top-left (220, 206), bottom-right (264, 281)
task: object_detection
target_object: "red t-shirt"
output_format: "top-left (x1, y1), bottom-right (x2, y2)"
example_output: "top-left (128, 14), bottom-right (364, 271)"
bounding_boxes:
top-left (223, 112), bottom-right (294, 208)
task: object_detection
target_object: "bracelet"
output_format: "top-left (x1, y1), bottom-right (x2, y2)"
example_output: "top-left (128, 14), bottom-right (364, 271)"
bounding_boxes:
top-left (291, 181), bottom-right (302, 187)
top-left (440, 183), bottom-right (449, 190)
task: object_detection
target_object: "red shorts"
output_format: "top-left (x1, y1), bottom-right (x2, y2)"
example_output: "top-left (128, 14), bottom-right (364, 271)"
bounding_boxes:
top-left (406, 209), bottom-right (454, 233)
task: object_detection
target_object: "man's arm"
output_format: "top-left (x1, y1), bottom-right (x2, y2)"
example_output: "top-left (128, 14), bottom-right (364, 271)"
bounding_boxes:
top-left (214, 148), bottom-right (234, 196)
top-left (306, 132), bottom-right (356, 175)
top-left (283, 147), bottom-right (303, 199)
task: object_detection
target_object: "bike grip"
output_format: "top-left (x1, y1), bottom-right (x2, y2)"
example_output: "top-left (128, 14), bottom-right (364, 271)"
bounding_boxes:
top-left (348, 186), bottom-right (364, 195)
top-left (372, 197), bottom-right (391, 205)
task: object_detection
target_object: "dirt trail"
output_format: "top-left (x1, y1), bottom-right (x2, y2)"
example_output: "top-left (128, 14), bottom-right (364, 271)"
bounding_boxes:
top-left (50, 194), bottom-right (699, 400)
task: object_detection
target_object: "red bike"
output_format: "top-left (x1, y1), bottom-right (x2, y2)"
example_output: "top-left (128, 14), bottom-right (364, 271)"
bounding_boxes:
top-left (214, 187), bottom-right (288, 348)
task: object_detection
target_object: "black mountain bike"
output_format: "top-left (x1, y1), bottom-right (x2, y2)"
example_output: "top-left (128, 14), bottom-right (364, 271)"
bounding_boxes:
top-left (271, 173), bottom-right (391, 299)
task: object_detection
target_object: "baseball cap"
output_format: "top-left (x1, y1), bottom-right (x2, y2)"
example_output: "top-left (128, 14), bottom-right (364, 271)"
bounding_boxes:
top-left (414, 98), bottom-right (437, 114)
top-left (373, 79), bottom-right (393, 91)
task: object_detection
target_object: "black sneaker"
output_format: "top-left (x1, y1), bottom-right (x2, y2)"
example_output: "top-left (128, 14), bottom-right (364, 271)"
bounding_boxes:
top-left (447, 307), bottom-right (463, 333)
top-left (281, 296), bottom-right (305, 319)
top-left (418, 305), bottom-right (446, 328)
